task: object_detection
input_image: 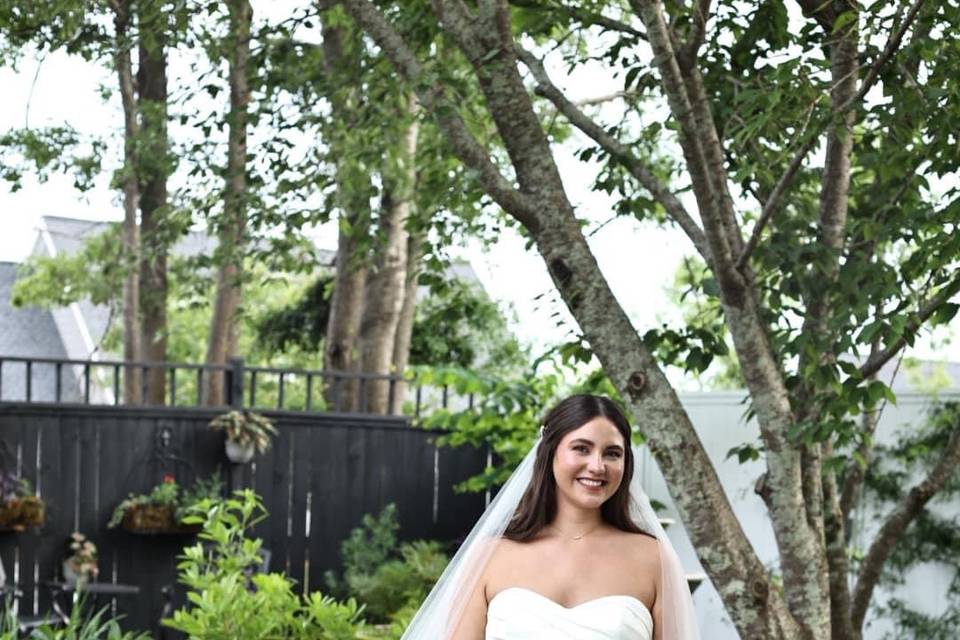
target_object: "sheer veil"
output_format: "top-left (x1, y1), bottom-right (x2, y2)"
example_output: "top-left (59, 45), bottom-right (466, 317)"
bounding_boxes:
top-left (401, 436), bottom-right (701, 639)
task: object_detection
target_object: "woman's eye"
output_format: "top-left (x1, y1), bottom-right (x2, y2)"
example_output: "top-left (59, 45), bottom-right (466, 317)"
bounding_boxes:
top-left (574, 445), bottom-right (589, 453)
top-left (605, 450), bottom-right (623, 459)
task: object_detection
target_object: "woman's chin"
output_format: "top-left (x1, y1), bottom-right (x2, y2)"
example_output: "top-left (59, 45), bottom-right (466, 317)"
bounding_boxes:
top-left (561, 486), bottom-right (610, 509)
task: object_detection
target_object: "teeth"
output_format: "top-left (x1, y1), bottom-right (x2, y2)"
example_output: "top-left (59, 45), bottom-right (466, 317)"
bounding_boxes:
top-left (577, 479), bottom-right (604, 487)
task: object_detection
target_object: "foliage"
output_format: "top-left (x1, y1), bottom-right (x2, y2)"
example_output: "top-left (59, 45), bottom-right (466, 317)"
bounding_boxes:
top-left (0, 469), bottom-right (33, 503)
top-left (253, 271), bottom-right (528, 376)
top-left (165, 490), bottom-right (366, 640)
top-left (254, 275), bottom-right (333, 355)
top-left (324, 504), bottom-right (448, 625)
top-left (409, 278), bottom-right (527, 376)
top-left (208, 410), bottom-right (277, 453)
top-left (862, 402), bottom-right (960, 637)
top-left (0, 126), bottom-right (104, 193)
top-left (108, 473), bottom-right (224, 529)
top-left (0, 598), bottom-right (149, 640)
top-left (0, 460), bottom-right (44, 530)
top-left (11, 223), bottom-right (126, 310)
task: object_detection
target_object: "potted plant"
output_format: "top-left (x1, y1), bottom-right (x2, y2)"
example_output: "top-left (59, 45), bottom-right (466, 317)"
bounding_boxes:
top-left (63, 532), bottom-right (98, 586)
top-left (208, 410), bottom-right (277, 463)
top-left (0, 470), bottom-right (45, 531)
top-left (109, 474), bottom-right (223, 534)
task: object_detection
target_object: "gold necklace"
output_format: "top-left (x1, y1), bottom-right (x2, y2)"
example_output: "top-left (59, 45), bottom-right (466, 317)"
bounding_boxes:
top-left (551, 522), bottom-right (603, 541)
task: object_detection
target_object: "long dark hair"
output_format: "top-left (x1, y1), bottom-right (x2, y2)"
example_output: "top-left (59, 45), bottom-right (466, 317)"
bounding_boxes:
top-left (503, 394), bottom-right (645, 541)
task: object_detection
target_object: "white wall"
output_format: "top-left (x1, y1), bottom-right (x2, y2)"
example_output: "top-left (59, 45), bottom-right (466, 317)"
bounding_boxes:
top-left (636, 391), bottom-right (960, 639)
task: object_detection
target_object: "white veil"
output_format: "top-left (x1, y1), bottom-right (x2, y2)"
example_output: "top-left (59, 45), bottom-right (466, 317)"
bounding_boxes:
top-left (401, 436), bottom-right (700, 639)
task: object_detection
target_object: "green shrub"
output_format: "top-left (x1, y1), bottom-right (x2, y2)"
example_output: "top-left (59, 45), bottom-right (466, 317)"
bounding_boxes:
top-left (164, 489), bottom-right (365, 639)
top-left (0, 597), bottom-right (149, 640)
top-left (327, 504), bottom-right (449, 624)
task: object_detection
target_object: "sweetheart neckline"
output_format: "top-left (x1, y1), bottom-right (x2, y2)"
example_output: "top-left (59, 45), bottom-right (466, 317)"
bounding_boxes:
top-left (488, 586), bottom-right (652, 619)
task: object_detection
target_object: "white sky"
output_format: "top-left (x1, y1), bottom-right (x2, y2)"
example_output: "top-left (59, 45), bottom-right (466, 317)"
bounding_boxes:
top-left (1, 11), bottom-right (957, 375)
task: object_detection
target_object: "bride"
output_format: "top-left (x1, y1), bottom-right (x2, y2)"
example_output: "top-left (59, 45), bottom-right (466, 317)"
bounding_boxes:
top-left (402, 394), bottom-right (700, 639)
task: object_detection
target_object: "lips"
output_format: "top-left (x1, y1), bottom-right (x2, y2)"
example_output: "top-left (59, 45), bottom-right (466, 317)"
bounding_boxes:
top-left (576, 478), bottom-right (606, 489)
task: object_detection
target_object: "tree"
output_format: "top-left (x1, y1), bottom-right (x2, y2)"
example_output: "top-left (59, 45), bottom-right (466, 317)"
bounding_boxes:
top-left (1, 0), bottom-right (185, 404)
top-left (204, 0), bottom-right (253, 406)
top-left (136, 0), bottom-right (174, 404)
top-left (339, 1), bottom-right (960, 638)
top-left (111, 0), bottom-right (142, 404)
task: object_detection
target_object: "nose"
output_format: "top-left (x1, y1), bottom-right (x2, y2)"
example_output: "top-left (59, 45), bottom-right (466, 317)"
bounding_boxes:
top-left (587, 453), bottom-right (605, 475)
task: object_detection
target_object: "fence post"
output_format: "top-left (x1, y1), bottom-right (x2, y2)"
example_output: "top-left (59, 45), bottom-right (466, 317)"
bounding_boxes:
top-left (229, 358), bottom-right (245, 409)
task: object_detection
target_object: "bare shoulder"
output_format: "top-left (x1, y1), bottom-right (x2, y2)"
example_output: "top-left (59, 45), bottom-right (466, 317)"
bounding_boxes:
top-left (612, 529), bottom-right (662, 570)
top-left (486, 536), bottom-right (528, 570)
top-left (483, 536), bottom-right (544, 596)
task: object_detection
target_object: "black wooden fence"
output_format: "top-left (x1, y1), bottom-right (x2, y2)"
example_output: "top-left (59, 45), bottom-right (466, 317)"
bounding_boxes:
top-left (0, 402), bottom-right (488, 635)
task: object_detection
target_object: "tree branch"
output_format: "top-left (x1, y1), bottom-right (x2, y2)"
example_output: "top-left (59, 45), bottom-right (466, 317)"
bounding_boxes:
top-left (630, 0), bottom-right (738, 280)
top-left (841, 0), bottom-right (927, 113)
top-left (573, 90), bottom-right (637, 107)
top-left (735, 135), bottom-right (818, 270)
top-left (508, 0), bottom-right (646, 40)
top-left (339, 0), bottom-right (540, 231)
top-left (858, 270), bottom-right (960, 379)
top-left (517, 46), bottom-right (711, 264)
top-left (676, 0), bottom-right (711, 70)
top-left (850, 422), bottom-right (960, 629)
top-left (737, 0), bottom-right (926, 269)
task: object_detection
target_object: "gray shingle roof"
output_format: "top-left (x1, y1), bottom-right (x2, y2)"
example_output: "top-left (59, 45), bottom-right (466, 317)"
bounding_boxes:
top-left (0, 262), bottom-right (81, 401)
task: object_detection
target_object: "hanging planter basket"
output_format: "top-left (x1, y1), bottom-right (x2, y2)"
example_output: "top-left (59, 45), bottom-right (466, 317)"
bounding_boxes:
top-left (0, 496), bottom-right (45, 531)
top-left (120, 504), bottom-right (201, 535)
top-left (209, 411), bottom-right (277, 465)
top-left (224, 440), bottom-right (256, 464)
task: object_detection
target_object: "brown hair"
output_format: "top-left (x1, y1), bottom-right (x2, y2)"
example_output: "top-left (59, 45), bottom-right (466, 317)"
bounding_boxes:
top-left (503, 394), bottom-right (645, 541)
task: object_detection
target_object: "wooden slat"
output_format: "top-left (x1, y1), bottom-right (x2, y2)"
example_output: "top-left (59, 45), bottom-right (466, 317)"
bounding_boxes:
top-left (285, 428), bottom-right (312, 593)
top-left (32, 414), bottom-right (61, 618)
top-left (264, 420), bottom-right (293, 575)
top-left (435, 443), bottom-right (487, 542)
top-left (307, 424), bottom-right (347, 586)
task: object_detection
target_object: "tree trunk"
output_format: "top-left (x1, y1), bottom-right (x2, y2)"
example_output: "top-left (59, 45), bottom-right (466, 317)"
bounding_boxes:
top-left (390, 231), bottom-right (423, 414)
top-left (357, 98), bottom-right (419, 414)
top-left (205, 0), bottom-right (251, 406)
top-left (112, 0), bottom-right (142, 405)
top-left (340, 1), bottom-right (800, 635)
top-left (137, 17), bottom-right (168, 405)
top-left (320, 12), bottom-right (370, 412)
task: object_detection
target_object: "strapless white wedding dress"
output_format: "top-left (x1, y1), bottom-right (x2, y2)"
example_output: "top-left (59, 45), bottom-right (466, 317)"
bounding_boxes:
top-left (485, 587), bottom-right (653, 639)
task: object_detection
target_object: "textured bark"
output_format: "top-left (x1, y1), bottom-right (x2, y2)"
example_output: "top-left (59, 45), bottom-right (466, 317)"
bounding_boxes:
top-left (137, 19), bottom-right (168, 405)
top-left (390, 231), bottom-right (423, 414)
top-left (112, 0), bottom-right (142, 405)
top-left (358, 99), bottom-right (419, 414)
top-left (798, 14), bottom-right (860, 635)
top-left (320, 11), bottom-right (369, 412)
top-left (823, 442), bottom-right (856, 640)
top-left (341, 1), bottom-right (800, 636)
top-left (841, 404), bottom-right (880, 525)
top-left (205, 0), bottom-right (251, 406)
top-left (850, 424), bottom-right (960, 630)
top-left (633, 2), bottom-right (830, 634)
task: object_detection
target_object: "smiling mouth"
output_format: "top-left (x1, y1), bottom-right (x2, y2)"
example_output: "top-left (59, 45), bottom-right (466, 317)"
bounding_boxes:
top-left (576, 478), bottom-right (606, 488)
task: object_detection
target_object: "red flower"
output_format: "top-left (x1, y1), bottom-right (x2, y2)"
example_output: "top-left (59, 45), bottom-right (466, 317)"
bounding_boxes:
top-left (163, 474), bottom-right (176, 484)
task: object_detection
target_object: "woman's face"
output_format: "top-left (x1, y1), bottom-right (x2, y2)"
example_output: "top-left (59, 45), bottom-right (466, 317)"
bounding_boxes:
top-left (551, 416), bottom-right (626, 511)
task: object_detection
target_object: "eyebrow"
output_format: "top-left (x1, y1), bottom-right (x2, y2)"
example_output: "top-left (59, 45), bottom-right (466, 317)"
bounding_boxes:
top-left (569, 438), bottom-right (624, 451)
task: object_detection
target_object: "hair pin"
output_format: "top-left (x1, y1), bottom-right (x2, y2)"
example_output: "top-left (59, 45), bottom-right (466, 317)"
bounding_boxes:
top-left (538, 425), bottom-right (545, 438)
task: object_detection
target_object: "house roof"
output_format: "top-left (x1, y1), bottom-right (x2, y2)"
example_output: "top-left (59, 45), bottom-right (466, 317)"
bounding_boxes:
top-left (0, 262), bottom-right (80, 401)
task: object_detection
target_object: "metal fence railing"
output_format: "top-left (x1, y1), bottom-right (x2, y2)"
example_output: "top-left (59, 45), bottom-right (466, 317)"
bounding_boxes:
top-left (0, 355), bottom-right (474, 417)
